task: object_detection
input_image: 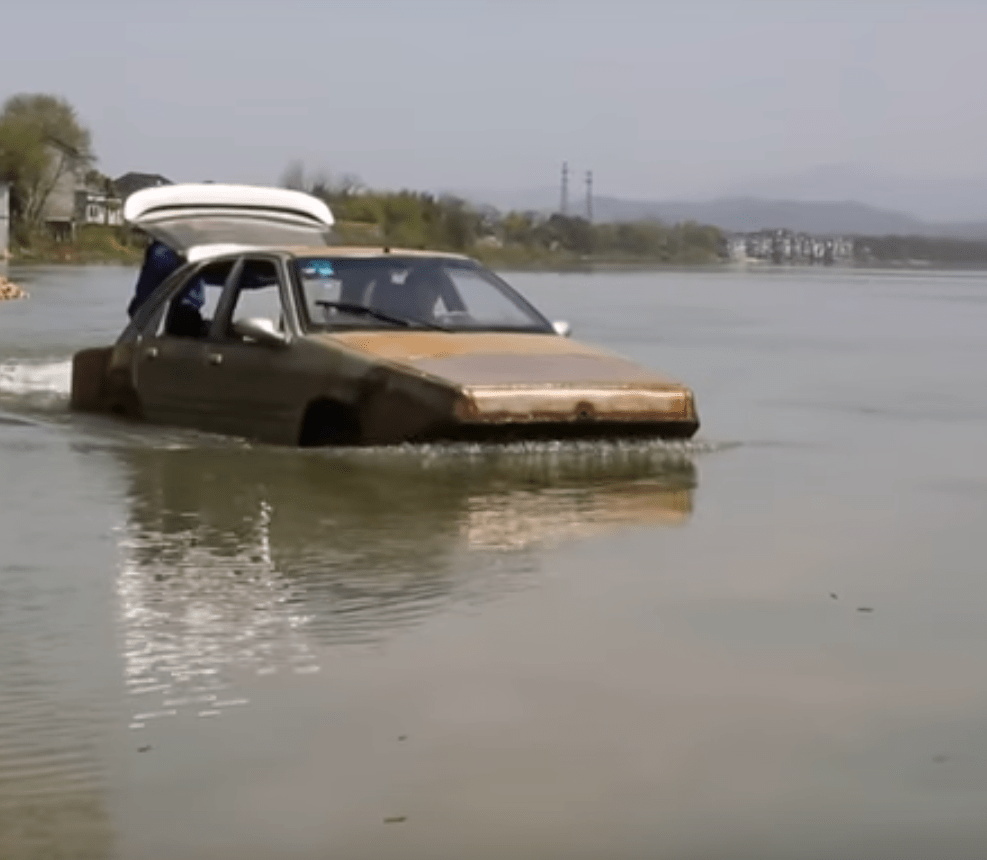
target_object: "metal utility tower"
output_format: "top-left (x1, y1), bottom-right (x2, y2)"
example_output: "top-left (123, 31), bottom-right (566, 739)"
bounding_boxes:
top-left (560, 161), bottom-right (569, 216)
top-left (585, 170), bottom-right (593, 222)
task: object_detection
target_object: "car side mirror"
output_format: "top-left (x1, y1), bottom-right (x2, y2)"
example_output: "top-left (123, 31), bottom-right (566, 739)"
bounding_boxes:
top-left (232, 317), bottom-right (289, 347)
top-left (552, 320), bottom-right (572, 337)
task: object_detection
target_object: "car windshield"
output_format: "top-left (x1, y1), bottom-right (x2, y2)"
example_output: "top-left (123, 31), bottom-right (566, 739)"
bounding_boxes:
top-left (294, 256), bottom-right (553, 333)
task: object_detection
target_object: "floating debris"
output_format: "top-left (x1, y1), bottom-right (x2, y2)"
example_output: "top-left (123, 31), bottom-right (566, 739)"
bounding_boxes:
top-left (0, 276), bottom-right (28, 301)
top-left (856, 606), bottom-right (875, 613)
top-left (383, 817), bottom-right (407, 824)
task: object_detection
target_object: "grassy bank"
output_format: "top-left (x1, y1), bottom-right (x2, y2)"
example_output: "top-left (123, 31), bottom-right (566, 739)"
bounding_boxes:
top-left (10, 225), bottom-right (143, 265)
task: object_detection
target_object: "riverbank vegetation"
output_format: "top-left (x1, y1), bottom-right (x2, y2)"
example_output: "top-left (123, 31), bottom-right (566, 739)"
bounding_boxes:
top-left (854, 234), bottom-right (987, 269)
top-left (283, 164), bottom-right (725, 269)
top-left (9, 224), bottom-right (142, 265)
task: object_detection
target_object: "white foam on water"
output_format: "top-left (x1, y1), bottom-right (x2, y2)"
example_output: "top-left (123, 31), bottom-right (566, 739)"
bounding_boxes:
top-left (309, 435), bottom-right (734, 463)
top-left (0, 359), bottom-right (72, 399)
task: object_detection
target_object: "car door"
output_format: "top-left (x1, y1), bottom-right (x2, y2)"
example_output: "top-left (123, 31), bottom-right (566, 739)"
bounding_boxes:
top-left (133, 258), bottom-right (238, 433)
top-left (193, 255), bottom-right (313, 444)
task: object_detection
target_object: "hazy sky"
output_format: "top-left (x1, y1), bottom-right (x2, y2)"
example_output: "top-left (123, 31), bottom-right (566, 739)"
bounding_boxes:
top-left (3, 0), bottom-right (986, 200)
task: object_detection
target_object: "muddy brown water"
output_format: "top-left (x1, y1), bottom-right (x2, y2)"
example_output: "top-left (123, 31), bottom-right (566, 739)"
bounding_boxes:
top-left (2, 264), bottom-right (987, 860)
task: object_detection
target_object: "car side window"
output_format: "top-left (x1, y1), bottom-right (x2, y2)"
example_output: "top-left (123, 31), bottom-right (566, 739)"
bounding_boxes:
top-left (150, 260), bottom-right (234, 339)
top-left (223, 259), bottom-right (288, 341)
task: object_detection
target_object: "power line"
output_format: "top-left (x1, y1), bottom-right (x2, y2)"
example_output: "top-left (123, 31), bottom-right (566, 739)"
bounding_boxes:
top-left (560, 161), bottom-right (569, 216)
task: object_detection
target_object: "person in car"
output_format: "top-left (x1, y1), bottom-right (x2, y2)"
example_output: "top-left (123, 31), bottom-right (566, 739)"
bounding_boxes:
top-left (127, 234), bottom-right (208, 339)
top-left (127, 235), bottom-right (186, 318)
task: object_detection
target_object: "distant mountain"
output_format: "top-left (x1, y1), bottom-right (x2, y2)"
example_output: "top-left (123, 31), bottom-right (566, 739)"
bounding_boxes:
top-left (458, 186), bottom-right (987, 239)
top-left (587, 196), bottom-right (931, 236)
top-left (922, 220), bottom-right (987, 241)
top-left (458, 162), bottom-right (987, 238)
top-left (721, 163), bottom-right (987, 224)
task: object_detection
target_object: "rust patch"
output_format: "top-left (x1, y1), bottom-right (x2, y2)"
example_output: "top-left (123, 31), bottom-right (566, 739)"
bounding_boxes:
top-left (322, 331), bottom-right (686, 388)
top-left (464, 385), bottom-right (696, 423)
top-left (70, 347), bottom-right (112, 411)
top-left (412, 353), bottom-right (676, 386)
top-left (329, 331), bottom-right (623, 361)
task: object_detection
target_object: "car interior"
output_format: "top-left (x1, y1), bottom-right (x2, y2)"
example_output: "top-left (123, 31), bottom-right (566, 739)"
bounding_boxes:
top-left (157, 259), bottom-right (284, 341)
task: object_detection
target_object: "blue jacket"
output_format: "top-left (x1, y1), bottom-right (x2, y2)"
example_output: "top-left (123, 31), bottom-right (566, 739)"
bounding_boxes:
top-left (127, 241), bottom-right (195, 318)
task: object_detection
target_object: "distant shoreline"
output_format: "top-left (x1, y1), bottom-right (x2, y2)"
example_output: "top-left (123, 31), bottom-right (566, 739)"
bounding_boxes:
top-left (7, 236), bottom-right (724, 271)
top-left (7, 257), bottom-right (986, 276)
top-left (8, 236), bottom-right (986, 272)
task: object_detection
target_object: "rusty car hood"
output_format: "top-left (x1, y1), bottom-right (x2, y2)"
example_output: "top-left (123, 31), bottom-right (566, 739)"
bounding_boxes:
top-left (319, 331), bottom-right (685, 389)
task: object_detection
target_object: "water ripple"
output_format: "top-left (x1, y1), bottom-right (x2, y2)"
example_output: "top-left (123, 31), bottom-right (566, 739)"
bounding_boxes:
top-left (0, 669), bottom-right (112, 859)
top-left (111, 440), bottom-right (698, 727)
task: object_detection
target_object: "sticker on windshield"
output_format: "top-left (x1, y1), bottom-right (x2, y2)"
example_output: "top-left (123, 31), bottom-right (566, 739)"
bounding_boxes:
top-left (302, 260), bottom-right (335, 278)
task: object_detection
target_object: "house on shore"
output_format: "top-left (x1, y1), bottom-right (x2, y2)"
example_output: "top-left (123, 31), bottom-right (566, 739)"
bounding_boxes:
top-left (34, 156), bottom-right (175, 239)
top-left (725, 229), bottom-right (854, 265)
top-left (43, 176), bottom-right (125, 238)
top-left (40, 142), bottom-right (84, 241)
top-left (113, 172), bottom-right (172, 201)
top-left (5, 158), bottom-right (172, 246)
top-left (35, 142), bottom-right (127, 239)
top-left (74, 187), bottom-right (123, 227)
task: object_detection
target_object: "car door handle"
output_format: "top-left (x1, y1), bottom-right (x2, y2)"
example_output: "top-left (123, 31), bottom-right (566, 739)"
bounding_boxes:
top-left (207, 352), bottom-right (223, 366)
top-left (144, 347), bottom-right (158, 360)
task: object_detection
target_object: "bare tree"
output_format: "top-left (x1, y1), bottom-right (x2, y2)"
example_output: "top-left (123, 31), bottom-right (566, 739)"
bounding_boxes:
top-left (280, 160), bottom-right (364, 203)
top-left (280, 159), bottom-right (306, 191)
top-left (0, 93), bottom-right (94, 240)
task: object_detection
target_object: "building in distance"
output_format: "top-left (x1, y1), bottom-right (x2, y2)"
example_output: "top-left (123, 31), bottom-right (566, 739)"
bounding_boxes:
top-left (725, 229), bottom-right (854, 265)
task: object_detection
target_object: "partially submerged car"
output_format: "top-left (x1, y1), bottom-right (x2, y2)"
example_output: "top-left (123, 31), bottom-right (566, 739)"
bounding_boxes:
top-left (71, 184), bottom-right (700, 445)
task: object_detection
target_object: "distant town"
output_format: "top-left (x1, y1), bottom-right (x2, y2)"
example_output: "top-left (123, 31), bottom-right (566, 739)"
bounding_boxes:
top-left (724, 229), bottom-right (855, 266)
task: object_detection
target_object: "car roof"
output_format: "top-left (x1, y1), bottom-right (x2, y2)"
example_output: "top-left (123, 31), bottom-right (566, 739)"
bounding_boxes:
top-left (288, 245), bottom-right (473, 260)
top-left (187, 243), bottom-right (475, 264)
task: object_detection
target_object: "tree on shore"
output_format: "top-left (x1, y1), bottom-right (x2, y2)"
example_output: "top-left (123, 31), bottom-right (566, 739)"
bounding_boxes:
top-left (0, 93), bottom-right (94, 243)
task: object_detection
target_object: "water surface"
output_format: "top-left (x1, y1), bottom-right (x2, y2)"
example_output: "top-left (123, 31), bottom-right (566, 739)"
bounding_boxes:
top-left (2, 264), bottom-right (987, 860)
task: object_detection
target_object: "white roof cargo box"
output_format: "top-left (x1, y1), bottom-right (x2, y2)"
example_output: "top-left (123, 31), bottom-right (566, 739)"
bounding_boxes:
top-left (124, 183), bottom-right (335, 255)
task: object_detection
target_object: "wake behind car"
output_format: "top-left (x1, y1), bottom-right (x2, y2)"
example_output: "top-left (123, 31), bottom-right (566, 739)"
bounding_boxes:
top-left (71, 183), bottom-right (700, 445)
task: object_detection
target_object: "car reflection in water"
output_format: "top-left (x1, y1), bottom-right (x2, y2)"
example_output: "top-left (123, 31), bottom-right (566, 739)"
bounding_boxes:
top-left (114, 440), bottom-right (697, 725)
